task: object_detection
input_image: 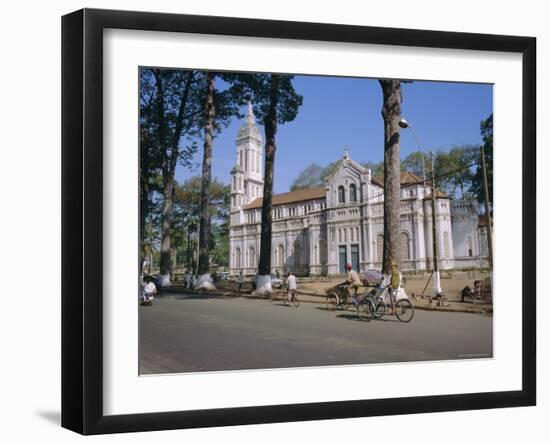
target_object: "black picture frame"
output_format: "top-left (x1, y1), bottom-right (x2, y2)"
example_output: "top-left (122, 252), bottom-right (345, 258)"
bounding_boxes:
top-left (62, 8), bottom-right (536, 435)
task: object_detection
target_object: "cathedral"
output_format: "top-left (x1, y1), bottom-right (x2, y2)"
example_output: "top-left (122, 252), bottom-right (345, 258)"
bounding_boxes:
top-left (229, 104), bottom-right (489, 277)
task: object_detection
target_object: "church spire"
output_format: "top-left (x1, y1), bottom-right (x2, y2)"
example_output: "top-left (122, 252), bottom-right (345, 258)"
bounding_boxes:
top-left (246, 100), bottom-right (256, 124)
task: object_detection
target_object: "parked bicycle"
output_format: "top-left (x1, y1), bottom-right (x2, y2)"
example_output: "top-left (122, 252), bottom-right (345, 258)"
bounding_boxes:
top-left (325, 282), bottom-right (376, 321)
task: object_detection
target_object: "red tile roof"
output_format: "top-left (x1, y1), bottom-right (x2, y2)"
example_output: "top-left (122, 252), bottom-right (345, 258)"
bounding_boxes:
top-left (371, 171), bottom-right (424, 187)
top-left (244, 186), bottom-right (326, 209)
top-left (424, 189), bottom-right (449, 199)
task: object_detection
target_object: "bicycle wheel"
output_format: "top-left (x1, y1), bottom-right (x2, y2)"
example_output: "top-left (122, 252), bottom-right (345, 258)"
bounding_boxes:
top-left (356, 299), bottom-right (375, 322)
top-left (395, 299), bottom-right (414, 323)
top-left (367, 295), bottom-right (386, 318)
top-left (292, 293), bottom-right (300, 308)
top-left (326, 292), bottom-right (339, 311)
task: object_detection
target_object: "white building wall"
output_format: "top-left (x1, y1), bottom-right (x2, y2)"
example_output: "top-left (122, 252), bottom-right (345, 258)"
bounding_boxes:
top-left (228, 148), bottom-right (485, 276)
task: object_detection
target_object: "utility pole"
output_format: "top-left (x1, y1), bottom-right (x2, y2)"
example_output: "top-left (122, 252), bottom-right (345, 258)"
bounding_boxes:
top-left (430, 150), bottom-right (442, 296)
top-left (480, 144), bottom-right (493, 269)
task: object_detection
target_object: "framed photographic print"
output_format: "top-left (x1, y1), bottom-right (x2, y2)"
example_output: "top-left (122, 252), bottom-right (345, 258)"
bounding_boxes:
top-left (62, 8), bottom-right (536, 435)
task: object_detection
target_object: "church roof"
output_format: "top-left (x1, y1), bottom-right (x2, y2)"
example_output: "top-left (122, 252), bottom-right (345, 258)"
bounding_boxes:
top-left (371, 171), bottom-right (424, 187)
top-left (244, 186), bottom-right (326, 209)
top-left (423, 189), bottom-right (449, 199)
top-left (236, 102), bottom-right (263, 142)
top-left (231, 164), bottom-right (244, 173)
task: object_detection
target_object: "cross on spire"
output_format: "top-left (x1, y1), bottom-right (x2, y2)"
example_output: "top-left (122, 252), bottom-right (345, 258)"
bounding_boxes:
top-left (343, 146), bottom-right (350, 159)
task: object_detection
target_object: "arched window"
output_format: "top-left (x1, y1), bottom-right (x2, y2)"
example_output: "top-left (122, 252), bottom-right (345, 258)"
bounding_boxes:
top-left (319, 239), bottom-right (328, 265)
top-left (277, 245), bottom-right (285, 267)
top-left (443, 232), bottom-right (450, 258)
top-left (400, 232), bottom-right (410, 261)
top-left (249, 247), bottom-right (256, 267)
top-left (294, 242), bottom-right (301, 267)
top-left (338, 185), bottom-right (346, 204)
top-left (349, 183), bottom-right (357, 202)
top-left (235, 247), bottom-right (241, 268)
top-left (376, 234), bottom-right (384, 262)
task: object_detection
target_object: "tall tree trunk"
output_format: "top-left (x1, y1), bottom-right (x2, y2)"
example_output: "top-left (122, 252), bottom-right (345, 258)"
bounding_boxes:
top-left (257, 75), bottom-right (279, 291)
top-left (139, 175), bottom-right (150, 276)
top-left (379, 80), bottom-right (402, 274)
top-left (158, 70), bottom-right (195, 285)
top-left (197, 72), bottom-right (216, 289)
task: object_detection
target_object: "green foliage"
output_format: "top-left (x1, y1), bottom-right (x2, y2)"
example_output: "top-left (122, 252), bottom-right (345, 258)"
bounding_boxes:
top-left (361, 160), bottom-right (384, 175)
top-left (401, 151), bottom-right (426, 177)
top-left (225, 73), bottom-right (303, 125)
top-left (171, 176), bottom-right (231, 266)
top-left (290, 164), bottom-right (324, 191)
top-left (320, 160), bottom-right (343, 182)
top-left (432, 145), bottom-right (478, 198)
top-left (470, 114), bottom-right (493, 205)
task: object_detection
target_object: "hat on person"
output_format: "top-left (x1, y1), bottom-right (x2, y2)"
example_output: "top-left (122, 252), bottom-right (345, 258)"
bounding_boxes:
top-left (345, 263), bottom-right (353, 270)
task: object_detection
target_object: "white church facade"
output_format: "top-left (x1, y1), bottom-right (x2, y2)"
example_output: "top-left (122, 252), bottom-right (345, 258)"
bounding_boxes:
top-left (229, 105), bottom-right (489, 277)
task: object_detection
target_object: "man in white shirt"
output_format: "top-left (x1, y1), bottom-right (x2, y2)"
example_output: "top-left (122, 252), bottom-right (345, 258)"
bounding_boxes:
top-left (345, 263), bottom-right (362, 305)
top-left (285, 271), bottom-right (297, 305)
top-left (141, 278), bottom-right (156, 304)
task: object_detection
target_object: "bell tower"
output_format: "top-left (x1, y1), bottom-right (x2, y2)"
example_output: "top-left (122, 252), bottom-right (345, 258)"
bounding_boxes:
top-left (232, 101), bottom-right (264, 208)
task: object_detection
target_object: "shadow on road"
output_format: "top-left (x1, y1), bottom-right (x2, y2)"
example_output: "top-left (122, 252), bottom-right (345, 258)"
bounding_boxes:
top-left (171, 293), bottom-right (236, 301)
top-left (272, 302), bottom-right (293, 308)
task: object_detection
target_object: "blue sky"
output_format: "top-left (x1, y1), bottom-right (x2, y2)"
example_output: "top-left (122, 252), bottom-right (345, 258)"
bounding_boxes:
top-left (175, 75), bottom-right (493, 194)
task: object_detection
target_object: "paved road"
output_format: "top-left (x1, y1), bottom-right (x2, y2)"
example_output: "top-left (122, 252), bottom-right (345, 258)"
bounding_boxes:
top-left (139, 293), bottom-right (493, 374)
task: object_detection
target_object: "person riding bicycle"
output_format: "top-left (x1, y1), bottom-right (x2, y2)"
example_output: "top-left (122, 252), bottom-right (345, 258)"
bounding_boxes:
top-left (344, 263), bottom-right (362, 306)
top-left (140, 276), bottom-right (157, 305)
top-left (285, 271), bottom-right (297, 303)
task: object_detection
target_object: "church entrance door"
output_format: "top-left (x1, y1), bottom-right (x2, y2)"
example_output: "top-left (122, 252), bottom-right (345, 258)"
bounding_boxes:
top-left (351, 244), bottom-right (359, 271)
top-left (339, 245), bottom-right (347, 274)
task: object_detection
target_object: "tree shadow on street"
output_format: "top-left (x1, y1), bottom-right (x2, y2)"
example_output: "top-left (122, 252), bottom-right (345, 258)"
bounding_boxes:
top-left (172, 293), bottom-right (236, 301)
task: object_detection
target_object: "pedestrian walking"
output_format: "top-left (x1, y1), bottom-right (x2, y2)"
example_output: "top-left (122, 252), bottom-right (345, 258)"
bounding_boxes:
top-left (183, 271), bottom-right (190, 289)
top-left (285, 271), bottom-right (297, 305)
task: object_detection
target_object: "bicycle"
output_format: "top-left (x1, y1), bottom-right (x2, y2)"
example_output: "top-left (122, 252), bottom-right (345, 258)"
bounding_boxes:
top-left (325, 283), bottom-right (376, 321)
top-left (359, 282), bottom-right (414, 323)
top-left (284, 288), bottom-right (300, 308)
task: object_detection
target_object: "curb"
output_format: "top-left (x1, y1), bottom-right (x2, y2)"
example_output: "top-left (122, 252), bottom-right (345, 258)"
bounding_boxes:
top-left (161, 287), bottom-right (491, 314)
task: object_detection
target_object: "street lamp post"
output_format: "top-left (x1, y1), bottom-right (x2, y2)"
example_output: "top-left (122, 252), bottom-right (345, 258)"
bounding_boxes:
top-left (399, 118), bottom-right (427, 188)
top-left (429, 149), bottom-right (442, 296)
top-left (399, 118), bottom-right (442, 297)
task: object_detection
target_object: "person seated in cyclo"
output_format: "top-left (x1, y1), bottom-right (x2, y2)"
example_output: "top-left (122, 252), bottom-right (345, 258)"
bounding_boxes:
top-left (344, 263), bottom-right (362, 305)
top-left (389, 261), bottom-right (402, 311)
top-left (141, 276), bottom-right (157, 305)
top-left (473, 279), bottom-right (483, 298)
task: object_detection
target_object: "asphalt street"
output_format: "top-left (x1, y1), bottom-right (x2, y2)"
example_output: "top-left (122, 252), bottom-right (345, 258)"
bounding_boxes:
top-left (139, 293), bottom-right (493, 374)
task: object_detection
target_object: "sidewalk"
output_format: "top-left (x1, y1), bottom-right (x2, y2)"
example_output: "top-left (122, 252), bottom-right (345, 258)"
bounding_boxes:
top-left (162, 279), bottom-right (492, 315)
